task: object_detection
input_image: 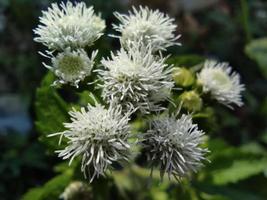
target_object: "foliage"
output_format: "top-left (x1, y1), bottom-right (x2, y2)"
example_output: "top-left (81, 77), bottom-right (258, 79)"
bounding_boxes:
top-left (0, 133), bottom-right (49, 200)
top-left (245, 38), bottom-right (267, 78)
top-left (35, 72), bottom-right (69, 153)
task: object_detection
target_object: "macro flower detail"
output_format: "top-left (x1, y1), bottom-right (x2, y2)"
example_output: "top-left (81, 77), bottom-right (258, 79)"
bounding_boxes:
top-left (49, 102), bottom-right (131, 182)
top-left (34, 1), bottom-right (105, 50)
top-left (112, 6), bottom-right (180, 51)
top-left (197, 60), bottom-right (245, 107)
top-left (142, 114), bottom-right (208, 180)
top-left (44, 48), bottom-right (97, 87)
top-left (98, 42), bottom-right (174, 114)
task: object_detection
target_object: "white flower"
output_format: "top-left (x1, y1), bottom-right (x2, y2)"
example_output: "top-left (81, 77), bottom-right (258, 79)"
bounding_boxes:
top-left (49, 102), bottom-right (132, 182)
top-left (34, 1), bottom-right (105, 50)
top-left (142, 114), bottom-right (208, 180)
top-left (97, 42), bottom-right (174, 114)
top-left (197, 60), bottom-right (245, 107)
top-left (112, 6), bottom-right (181, 51)
top-left (43, 48), bottom-right (97, 87)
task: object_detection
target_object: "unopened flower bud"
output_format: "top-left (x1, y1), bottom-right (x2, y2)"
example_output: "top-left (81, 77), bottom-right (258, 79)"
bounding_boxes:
top-left (172, 67), bottom-right (194, 87)
top-left (179, 91), bottom-right (202, 111)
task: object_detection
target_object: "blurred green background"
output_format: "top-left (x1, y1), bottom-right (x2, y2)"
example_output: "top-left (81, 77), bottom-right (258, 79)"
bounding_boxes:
top-left (1, 0), bottom-right (267, 199)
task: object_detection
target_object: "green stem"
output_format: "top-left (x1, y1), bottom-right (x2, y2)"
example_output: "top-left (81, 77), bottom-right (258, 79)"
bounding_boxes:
top-left (240, 0), bottom-right (252, 42)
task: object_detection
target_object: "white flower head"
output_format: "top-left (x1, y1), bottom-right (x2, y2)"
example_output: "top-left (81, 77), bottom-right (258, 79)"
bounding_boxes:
top-left (34, 1), bottom-right (105, 50)
top-left (142, 114), bottom-right (208, 180)
top-left (197, 60), bottom-right (245, 107)
top-left (49, 102), bottom-right (132, 182)
top-left (112, 6), bottom-right (181, 51)
top-left (43, 48), bottom-right (97, 87)
top-left (97, 41), bottom-right (174, 114)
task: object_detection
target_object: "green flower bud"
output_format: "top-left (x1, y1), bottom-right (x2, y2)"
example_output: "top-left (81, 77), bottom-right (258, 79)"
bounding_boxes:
top-left (172, 67), bottom-right (195, 87)
top-left (179, 91), bottom-right (202, 111)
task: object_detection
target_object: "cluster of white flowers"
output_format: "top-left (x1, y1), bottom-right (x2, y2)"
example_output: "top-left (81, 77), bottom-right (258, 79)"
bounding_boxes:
top-left (34, 1), bottom-right (105, 87)
top-left (97, 6), bottom-right (181, 113)
top-left (34, 1), bottom-right (245, 183)
top-left (197, 60), bottom-right (245, 108)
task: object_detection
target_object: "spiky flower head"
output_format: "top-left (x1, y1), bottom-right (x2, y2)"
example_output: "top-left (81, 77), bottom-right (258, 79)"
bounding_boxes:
top-left (112, 6), bottom-right (180, 51)
top-left (49, 102), bottom-right (131, 182)
top-left (142, 114), bottom-right (208, 180)
top-left (197, 60), bottom-right (245, 107)
top-left (44, 48), bottom-right (97, 87)
top-left (34, 1), bottom-right (105, 50)
top-left (98, 42), bottom-right (174, 114)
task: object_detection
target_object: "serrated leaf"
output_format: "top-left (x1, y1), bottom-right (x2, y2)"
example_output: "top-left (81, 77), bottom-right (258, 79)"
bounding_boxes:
top-left (245, 38), bottom-right (267, 78)
top-left (35, 72), bottom-right (69, 153)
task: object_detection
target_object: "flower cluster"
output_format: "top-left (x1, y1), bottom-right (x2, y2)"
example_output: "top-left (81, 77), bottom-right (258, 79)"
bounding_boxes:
top-left (34, 1), bottom-right (105, 87)
top-left (34, 1), bottom-right (245, 184)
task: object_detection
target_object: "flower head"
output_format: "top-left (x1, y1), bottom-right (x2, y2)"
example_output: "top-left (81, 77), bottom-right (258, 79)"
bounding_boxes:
top-left (197, 60), bottom-right (245, 107)
top-left (142, 114), bottom-right (208, 180)
top-left (98, 42), bottom-right (174, 114)
top-left (112, 6), bottom-right (180, 51)
top-left (34, 1), bottom-right (105, 50)
top-left (44, 48), bottom-right (97, 87)
top-left (49, 102), bottom-right (131, 182)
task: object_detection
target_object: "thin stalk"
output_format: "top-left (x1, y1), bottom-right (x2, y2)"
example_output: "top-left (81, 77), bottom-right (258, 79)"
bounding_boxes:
top-left (240, 0), bottom-right (252, 42)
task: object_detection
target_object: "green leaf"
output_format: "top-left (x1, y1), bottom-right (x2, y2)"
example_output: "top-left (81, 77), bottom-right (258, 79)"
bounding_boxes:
top-left (202, 139), bottom-right (267, 185)
top-left (40, 172), bottom-right (73, 200)
top-left (210, 158), bottom-right (267, 185)
top-left (77, 90), bottom-right (100, 107)
top-left (200, 192), bottom-right (230, 200)
top-left (167, 55), bottom-right (205, 68)
top-left (22, 187), bottom-right (43, 200)
top-left (35, 72), bottom-right (69, 153)
top-left (194, 183), bottom-right (265, 200)
top-left (245, 38), bottom-right (267, 78)
top-left (22, 170), bottom-right (73, 200)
